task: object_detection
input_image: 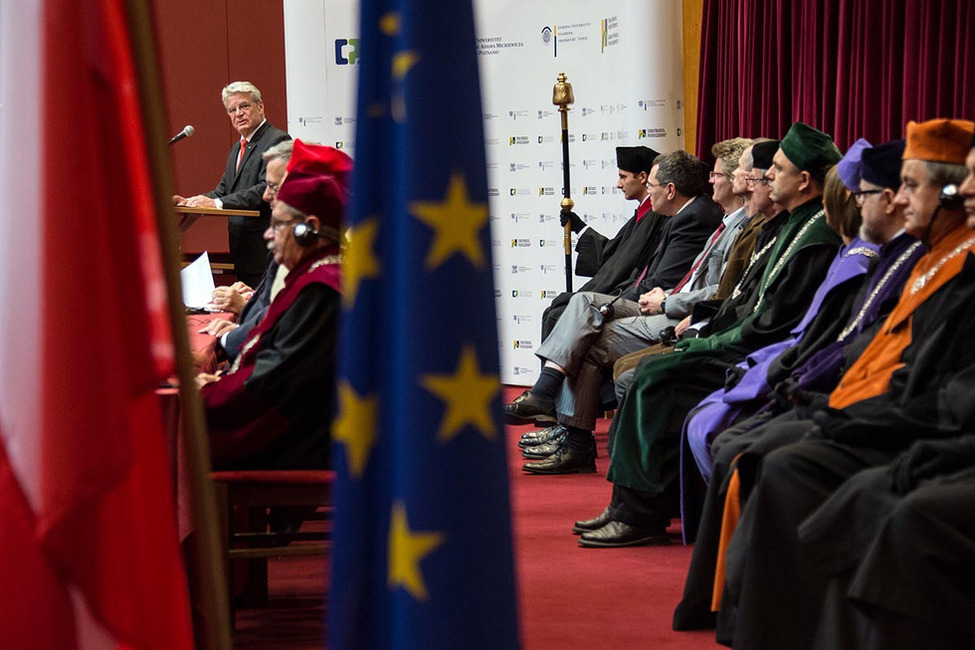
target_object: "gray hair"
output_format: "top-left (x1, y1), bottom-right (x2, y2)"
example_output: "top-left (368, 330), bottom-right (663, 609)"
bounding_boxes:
top-left (262, 140), bottom-right (294, 163)
top-left (711, 138), bottom-right (754, 177)
top-left (221, 81), bottom-right (262, 106)
top-left (654, 150), bottom-right (709, 197)
top-left (923, 161), bottom-right (967, 188)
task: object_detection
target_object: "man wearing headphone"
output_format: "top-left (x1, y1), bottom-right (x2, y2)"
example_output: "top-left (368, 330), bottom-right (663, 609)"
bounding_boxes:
top-left (195, 144), bottom-right (348, 471)
top-left (717, 118), bottom-right (975, 649)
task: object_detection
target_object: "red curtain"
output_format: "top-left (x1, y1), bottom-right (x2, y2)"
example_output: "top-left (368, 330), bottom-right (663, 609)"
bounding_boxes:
top-left (695, 0), bottom-right (974, 160)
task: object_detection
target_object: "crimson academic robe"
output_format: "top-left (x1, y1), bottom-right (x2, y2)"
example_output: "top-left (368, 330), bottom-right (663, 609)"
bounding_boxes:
top-left (202, 246), bottom-right (340, 470)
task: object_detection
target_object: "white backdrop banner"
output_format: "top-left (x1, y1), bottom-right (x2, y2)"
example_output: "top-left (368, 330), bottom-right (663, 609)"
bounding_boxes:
top-left (284, 0), bottom-right (685, 385)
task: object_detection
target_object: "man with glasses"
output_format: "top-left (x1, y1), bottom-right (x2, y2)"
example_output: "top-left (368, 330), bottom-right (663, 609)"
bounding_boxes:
top-left (719, 118), bottom-right (975, 649)
top-left (506, 150), bottom-right (722, 472)
top-left (201, 139), bottom-right (294, 362)
top-left (196, 146), bottom-right (349, 470)
top-left (174, 81), bottom-right (291, 287)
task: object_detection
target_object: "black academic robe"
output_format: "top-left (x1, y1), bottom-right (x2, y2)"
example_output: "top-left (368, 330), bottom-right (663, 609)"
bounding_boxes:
top-left (202, 247), bottom-right (339, 470)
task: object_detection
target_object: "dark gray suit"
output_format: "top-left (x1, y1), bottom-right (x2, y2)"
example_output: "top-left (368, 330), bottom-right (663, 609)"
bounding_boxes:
top-left (206, 121), bottom-right (291, 286)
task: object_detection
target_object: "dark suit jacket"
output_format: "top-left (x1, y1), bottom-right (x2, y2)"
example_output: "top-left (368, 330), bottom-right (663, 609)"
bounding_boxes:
top-left (623, 194), bottom-right (724, 300)
top-left (206, 121), bottom-right (290, 283)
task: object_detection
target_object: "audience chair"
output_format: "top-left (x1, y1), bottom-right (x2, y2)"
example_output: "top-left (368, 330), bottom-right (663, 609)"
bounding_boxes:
top-left (209, 470), bottom-right (334, 625)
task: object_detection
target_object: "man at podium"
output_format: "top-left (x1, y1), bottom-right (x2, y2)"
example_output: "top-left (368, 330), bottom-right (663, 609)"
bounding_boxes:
top-left (174, 81), bottom-right (290, 286)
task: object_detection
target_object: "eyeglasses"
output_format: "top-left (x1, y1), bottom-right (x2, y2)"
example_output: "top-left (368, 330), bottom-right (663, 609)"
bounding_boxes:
top-left (744, 176), bottom-right (770, 186)
top-left (266, 180), bottom-right (281, 196)
top-left (270, 218), bottom-right (300, 232)
top-left (852, 189), bottom-right (884, 205)
top-left (708, 171), bottom-right (730, 181)
top-left (226, 102), bottom-right (254, 115)
top-left (647, 181), bottom-right (666, 189)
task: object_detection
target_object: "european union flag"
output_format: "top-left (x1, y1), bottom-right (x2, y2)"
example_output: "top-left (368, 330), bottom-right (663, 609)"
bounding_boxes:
top-left (329, 0), bottom-right (520, 647)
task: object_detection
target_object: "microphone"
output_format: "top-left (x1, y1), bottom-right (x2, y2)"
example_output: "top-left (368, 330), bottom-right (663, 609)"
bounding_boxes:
top-left (168, 125), bottom-right (195, 146)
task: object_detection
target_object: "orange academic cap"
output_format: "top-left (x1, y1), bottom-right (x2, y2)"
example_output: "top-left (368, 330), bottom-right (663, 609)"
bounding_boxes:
top-left (903, 119), bottom-right (974, 164)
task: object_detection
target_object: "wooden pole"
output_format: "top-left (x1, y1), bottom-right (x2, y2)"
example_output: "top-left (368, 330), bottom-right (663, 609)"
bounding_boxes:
top-left (122, 4), bottom-right (232, 648)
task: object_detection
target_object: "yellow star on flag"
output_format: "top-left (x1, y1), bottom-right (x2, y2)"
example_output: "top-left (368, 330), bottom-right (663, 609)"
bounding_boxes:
top-left (387, 502), bottom-right (444, 601)
top-left (420, 344), bottom-right (499, 443)
top-left (410, 173), bottom-right (488, 270)
top-left (333, 381), bottom-right (378, 478)
top-left (342, 218), bottom-right (381, 308)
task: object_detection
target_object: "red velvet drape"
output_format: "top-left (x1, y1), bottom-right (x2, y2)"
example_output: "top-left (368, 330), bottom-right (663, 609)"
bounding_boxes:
top-left (696, 0), bottom-right (974, 161)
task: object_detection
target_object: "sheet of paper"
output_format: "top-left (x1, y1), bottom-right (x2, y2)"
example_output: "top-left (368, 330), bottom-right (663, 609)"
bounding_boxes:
top-left (180, 251), bottom-right (216, 309)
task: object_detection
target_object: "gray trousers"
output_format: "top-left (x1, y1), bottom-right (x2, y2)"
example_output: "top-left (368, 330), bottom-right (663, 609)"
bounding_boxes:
top-left (535, 291), bottom-right (678, 431)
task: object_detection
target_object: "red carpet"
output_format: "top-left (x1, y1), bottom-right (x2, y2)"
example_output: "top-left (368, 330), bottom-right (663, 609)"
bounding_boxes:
top-left (234, 386), bottom-right (719, 648)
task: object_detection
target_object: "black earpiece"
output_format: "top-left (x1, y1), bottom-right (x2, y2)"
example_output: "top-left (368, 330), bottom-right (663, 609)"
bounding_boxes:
top-left (292, 221), bottom-right (321, 246)
top-left (940, 184), bottom-right (963, 209)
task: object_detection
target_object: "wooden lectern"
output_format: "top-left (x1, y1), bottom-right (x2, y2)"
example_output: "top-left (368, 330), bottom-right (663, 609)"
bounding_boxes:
top-left (174, 205), bottom-right (261, 273)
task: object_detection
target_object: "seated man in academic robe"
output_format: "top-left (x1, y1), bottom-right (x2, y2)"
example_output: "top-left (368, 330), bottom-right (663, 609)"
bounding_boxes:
top-left (196, 146), bottom-right (348, 470)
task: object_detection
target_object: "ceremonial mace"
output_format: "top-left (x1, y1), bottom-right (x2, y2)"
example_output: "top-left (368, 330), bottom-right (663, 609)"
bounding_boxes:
top-left (553, 72), bottom-right (575, 292)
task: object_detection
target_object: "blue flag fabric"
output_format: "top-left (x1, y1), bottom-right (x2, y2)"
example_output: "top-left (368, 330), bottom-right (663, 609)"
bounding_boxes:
top-left (329, 0), bottom-right (520, 647)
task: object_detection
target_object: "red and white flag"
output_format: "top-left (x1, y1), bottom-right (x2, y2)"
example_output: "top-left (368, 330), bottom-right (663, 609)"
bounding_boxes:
top-left (0, 0), bottom-right (193, 647)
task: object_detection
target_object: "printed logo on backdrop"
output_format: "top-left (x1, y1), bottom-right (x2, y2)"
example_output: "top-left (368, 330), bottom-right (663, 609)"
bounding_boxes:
top-left (512, 314), bottom-right (534, 325)
top-left (477, 35), bottom-right (525, 56)
top-left (513, 340), bottom-right (534, 350)
top-left (508, 109), bottom-right (530, 120)
top-left (538, 135), bottom-right (555, 144)
top-left (510, 187), bottom-right (532, 196)
top-left (582, 186), bottom-right (598, 195)
top-left (510, 265), bottom-right (530, 274)
top-left (638, 127), bottom-right (668, 139)
top-left (539, 263), bottom-right (559, 275)
top-left (511, 366), bottom-right (536, 378)
top-left (297, 116), bottom-right (324, 127)
top-left (491, 238), bottom-right (502, 248)
top-left (334, 39), bottom-right (360, 65)
top-left (543, 22), bottom-right (592, 57)
top-left (638, 99), bottom-right (666, 110)
top-left (538, 160), bottom-right (556, 171)
top-left (509, 136), bottom-right (530, 145)
top-left (509, 163), bottom-right (531, 172)
top-left (511, 290), bottom-right (534, 298)
top-left (537, 109), bottom-right (554, 120)
top-left (538, 213), bottom-right (556, 224)
top-left (333, 116), bottom-right (355, 126)
top-left (539, 289), bottom-right (561, 299)
top-left (601, 17), bottom-right (619, 53)
top-left (538, 186), bottom-right (556, 197)
top-left (539, 238), bottom-right (558, 247)
top-left (510, 212), bottom-right (531, 223)
top-left (540, 26), bottom-right (553, 46)
top-left (488, 187), bottom-right (501, 197)
top-left (511, 238), bottom-right (532, 248)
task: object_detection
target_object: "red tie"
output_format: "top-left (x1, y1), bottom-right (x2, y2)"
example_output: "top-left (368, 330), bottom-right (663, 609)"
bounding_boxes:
top-left (236, 137), bottom-right (247, 171)
top-left (671, 223), bottom-right (726, 293)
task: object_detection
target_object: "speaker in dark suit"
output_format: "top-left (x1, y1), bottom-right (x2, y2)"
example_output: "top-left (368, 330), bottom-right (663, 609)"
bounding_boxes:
top-left (176, 81), bottom-right (291, 287)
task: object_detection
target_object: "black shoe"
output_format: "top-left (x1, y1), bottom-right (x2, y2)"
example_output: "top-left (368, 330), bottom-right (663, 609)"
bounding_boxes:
top-left (518, 424), bottom-right (566, 448)
top-left (577, 520), bottom-right (669, 548)
top-left (572, 506), bottom-right (612, 535)
top-left (503, 390), bottom-right (556, 425)
top-left (521, 434), bottom-right (567, 459)
top-left (522, 440), bottom-right (596, 475)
